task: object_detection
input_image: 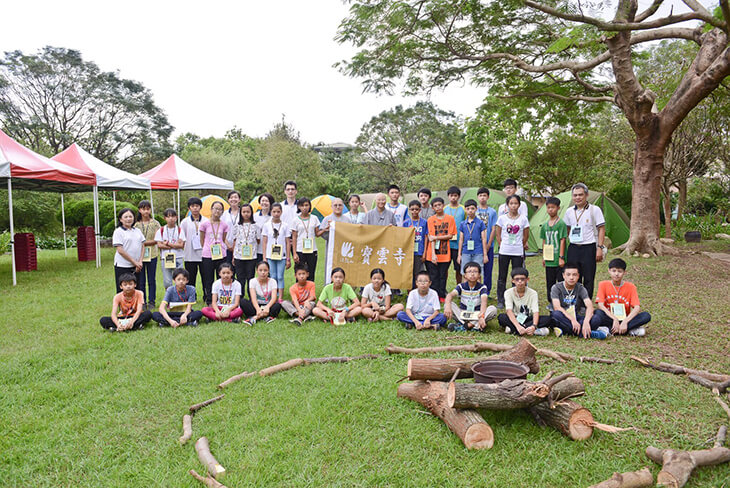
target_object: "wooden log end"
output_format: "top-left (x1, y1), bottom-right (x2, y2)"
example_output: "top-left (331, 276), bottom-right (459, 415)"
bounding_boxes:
top-left (406, 358), bottom-right (413, 379)
top-left (464, 422), bottom-right (494, 450)
top-left (446, 381), bottom-right (456, 408)
top-left (569, 407), bottom-right (595, 441)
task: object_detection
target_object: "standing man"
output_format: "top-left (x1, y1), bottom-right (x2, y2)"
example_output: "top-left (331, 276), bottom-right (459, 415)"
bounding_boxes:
top-left (563, 183), bottom-right (606, 298)
top-left (417, 188), bottom-right (434, 220)
top-left (386, 184), bottom-right (408, 226)
top-left (319, 198), bottom-right (350, 274)
top-left (497, 178), bottom-right (529, 217)
top-left (366, 193), bottom-right (396, 226)
top-left (280, 180), bottom-right (299, 227)
top-left (444, 186), bottom-right (465, 284)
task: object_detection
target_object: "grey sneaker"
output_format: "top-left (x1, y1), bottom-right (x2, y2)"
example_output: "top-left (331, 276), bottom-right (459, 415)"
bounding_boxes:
top-left (265, 316), bottom-right (276, 324)
top-left (303, 316), bottom-right (316, 323)
top-left (497, 302), bottom-right (505, 310)
top-left (290, 318), bottom-right (303, 326)
top-left (242, 319), bottom-right (253, 326)
top-left (629, 326), bottom-right (646, 337)
top-left (534, 327), bottom-right (550, 336)
top-left (597, 326), bottom-right (611, 337)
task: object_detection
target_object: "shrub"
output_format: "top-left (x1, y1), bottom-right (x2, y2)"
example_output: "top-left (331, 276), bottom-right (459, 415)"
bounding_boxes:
top-left (671, 212), bottom-right (727, 241)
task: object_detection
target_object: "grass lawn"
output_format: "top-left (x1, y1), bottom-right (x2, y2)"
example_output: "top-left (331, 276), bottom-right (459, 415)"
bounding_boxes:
top-left (1, 241), bottom-right (729, 487)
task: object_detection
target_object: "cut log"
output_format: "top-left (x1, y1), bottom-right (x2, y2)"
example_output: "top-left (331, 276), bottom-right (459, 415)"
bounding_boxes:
top-left (631, 356), bottom-right (730, 382)
top-left (195, 437), bottom-right (226, 479)
top-left (407, 338), bottom-right (539, 380)
top-left (588, 467), bottom-right (653, 488)
top-left (397, 381), bottom-right (494, 449)
top-left (529, 400), bottom-right (594, 441)
top-left (646, 426), bottom-right (730, 488)
top-left (217, 371), bottom-right (257, 390)
top-left (179, 414), bottom-right (193, 445)
top-left (687, 374), bottom-right (730, 395)
top-left (190, 394), bottom-right (225, 414)
top-left (303, 354), bottom-right (379, 364)
top-left (189, 469), bottom-right (228, 488)
top-left (548, 377), bottom-right (586, 402)
top-left (447, 372), bottom-right (580, 409)
top-left (259, 358), bottom-right (305, 377)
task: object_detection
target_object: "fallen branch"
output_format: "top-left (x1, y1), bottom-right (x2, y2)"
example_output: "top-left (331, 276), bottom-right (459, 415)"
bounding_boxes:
top-left (195, 437), bottom-right (226, 479)
top-left (397, 381), bottom-right (494, 449)
top-left (189, 469), bottom-right (228, 488)
top-left (217, 371), bottom-right (257, 390)
top-left (646, 425), bottom-right (730, 488)
top-left (190, 394), bottom-right (225, 414)
top-left (631, 356), bottom-right (730, 382)
top-left (179, 414), bottom-right (193, 445)
top-left (588, 467), bottom-right (653, 488)
top-left (259, 358), bottom-right (305, 377)
top-left (687, 374), bottom-right (730, 395)
top-left (303, 354), bottom-right (380, 364)
top-left (715, 396), bottom-right (730, 420)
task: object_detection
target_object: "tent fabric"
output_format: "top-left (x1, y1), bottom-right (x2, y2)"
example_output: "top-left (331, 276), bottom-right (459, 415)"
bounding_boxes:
top-left (140, 154), bottom-right (234, 190)
top-left (0, 129), bottom-right (95, 191)
top-left (528, 191), bottom-right (630, 253)
top-left (52, 143), bottom-right (151, 190)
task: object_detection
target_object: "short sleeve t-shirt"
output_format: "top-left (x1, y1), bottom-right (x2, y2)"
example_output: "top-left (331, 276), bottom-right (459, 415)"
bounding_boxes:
top-left (232, 222), bottom-right (259, 260)
top-left (289, 281), bottom-right (316, 306)
top-left (180, 215), bottom-right (209, 262)
top-left (459, 218), bottom-right (486, 255)
top-left (386, 203), bottom-right (408, 226)
top-left (550, 282), bottom-right (590, 315)
top-left (221, 208), bottom-right (242, 246)
top-left (155, 225), bottom-right (186, 261)
top-left (162, 285), bottom-right (197, 307)
top-left (113, 226), bottom-right (146, 267)
top-left (292, 215), bottom-right (321, 252)
top-left (498, 201), bottom-right (529, 218)
top-left (540, 219), bottom-right (568, 266)
top-left (362, 283), bottom-right (392, 308)
top-left (135, 219), bottom-right (161, 259)
top-left (212, 279), bottom-right (242, 308)
top-left (453, 282), bottom-right (488, 311)
top-left (406, 288), bottom-right (441, 319)
top-left (262, 221), bottom-right (290, 259)
top-left (596, 281), bottom-right (640, 316)
top-left (365, 208), bottom-right (396, 226)
top-left (476, 206), bottom-right (498, 250)
top-left (254, 212), bottom-right (271, 255)
top-left (199, 220), bottom-right (229, 258)
top-left (319, 283), bottom-right (358, 310)
top-left (402, 216), bottom-right (429, 256)
top-left (504, 287), bottom-right (540, 316)
top-left (249, 277), bottom-right (278, 305)
top-left (320, 213), bottom-right (351, 242)
top-left (496, 214), bottom-right (530, 256)
top-left (426, 214), bottom-right (457, 263)
top-left (444, 205), bottom-right (466, 249)
top-left (563, 204), bottom-right (606, 245)
top-left (348, 211), bottom-right (367, 224)
top-left (419, 206), bottom-right (435, 221)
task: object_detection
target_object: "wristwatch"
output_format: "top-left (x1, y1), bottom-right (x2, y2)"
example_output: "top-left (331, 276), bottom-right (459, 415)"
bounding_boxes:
top-left (598, 245), bottom-right (607, 251)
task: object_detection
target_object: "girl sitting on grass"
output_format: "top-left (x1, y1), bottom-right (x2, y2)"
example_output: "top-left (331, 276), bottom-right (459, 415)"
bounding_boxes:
top-left (241, 261), bottom-right (281, 326)
top-left (201, 262), bottom-right (243, 323)
top-left (361, 268), bottom-right (404, 321)
top-left (313, 267), bottom-right (362, 323)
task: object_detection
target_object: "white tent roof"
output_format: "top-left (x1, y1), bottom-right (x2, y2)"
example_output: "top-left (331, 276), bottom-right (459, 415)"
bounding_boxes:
top-left (140, 154), bottom-right (234, 190)
top-left (52, 143), bottom-right (151, 190)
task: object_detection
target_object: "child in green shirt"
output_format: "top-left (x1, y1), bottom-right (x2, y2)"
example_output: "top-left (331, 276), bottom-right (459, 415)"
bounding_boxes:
top-left (540, 196), bottom-right (568, 303)
top-left (313, 267), bottom-right (362, 323)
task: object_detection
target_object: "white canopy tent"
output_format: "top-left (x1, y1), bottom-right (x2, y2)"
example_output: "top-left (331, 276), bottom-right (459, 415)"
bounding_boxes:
top-left (52, 143), bottom-right (152, 268)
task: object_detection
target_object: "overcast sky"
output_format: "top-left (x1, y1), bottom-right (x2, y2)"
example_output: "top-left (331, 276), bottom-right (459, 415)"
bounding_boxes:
top-left (0, 1), bottom-right (487, 145)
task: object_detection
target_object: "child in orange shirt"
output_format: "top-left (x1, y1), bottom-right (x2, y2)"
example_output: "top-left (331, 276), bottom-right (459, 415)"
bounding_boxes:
top-left (282, 263), bottom-right (317, 325)
top-left (593, 258), bottom-right (651, 336)
top-left (100, 273), bottom-right (152, 331)
top-left (425, 197), bottom-right (456, 301)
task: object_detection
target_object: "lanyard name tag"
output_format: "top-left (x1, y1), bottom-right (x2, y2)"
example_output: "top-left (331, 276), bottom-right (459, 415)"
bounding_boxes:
top-left (270, 245), bottom-right (283, 260)
top-left (543, 244), bottom-right (555, 261)
top-left (192, 235), bottom-right (203, 250)
top-left (211, 244), bottom-right (223, 260)
top-left (516, 312), bottom-right (528, 325)
top-left (467, 239), bottom-right (475, 251)
top-left (302, 238), bottom-right (314, 254)
top-left (143, 246), bottom-right (151, 262)
top-left (332, 312), bottom-right (346, 326)
top-left (611, 302), bottom-right (627, 320)
top-left (570, 226), bottom-right (584, 244)
top-left (164, 252), bottom-right (176, 269)
top-left (565, 305), bottom-right (576, 319)
top-left (507, 233), bottom-right (518, 245)
top-left (461, 311), bottom-right (479, 321)
top-left (241, 244), bottom-right (253, 259)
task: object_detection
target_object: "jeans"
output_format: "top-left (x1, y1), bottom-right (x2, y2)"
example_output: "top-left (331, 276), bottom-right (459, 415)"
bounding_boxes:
top-left (152, 310), bottom-right (204, 326)
top-left (498, 313), bottom-right (552, 335)
top-left (160, 256), bottom-right (185, 289)
top-left (396, 311), bottom-right (447, 328)
top-left (497, 254), bottom-right (524, 304)
top-left (550, 310), bottom-right (602, 336)
top-left (139, 258), bottom-right (157, 304)
top-left (268, 258), bottom-right (287, 290)
top-left (460, 252), bottom-right (483, 274)
top-left (592, 309), bottom-right (651, 332)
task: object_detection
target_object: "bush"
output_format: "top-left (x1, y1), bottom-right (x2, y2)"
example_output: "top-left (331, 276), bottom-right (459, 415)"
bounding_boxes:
top-left (0, 190), bottom-right (62, 234)
top-left (35, 235), bottom-right (77, 250)
top-left (0, 231), bottom-right (10, 253)
top-left (685, 179), bottom-right (730, 219)
top-left (671, 212), bottom-right (727, 241)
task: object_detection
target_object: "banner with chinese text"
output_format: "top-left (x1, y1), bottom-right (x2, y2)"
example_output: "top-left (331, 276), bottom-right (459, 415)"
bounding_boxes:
top-left (326, 222), bottom-right (415, 288)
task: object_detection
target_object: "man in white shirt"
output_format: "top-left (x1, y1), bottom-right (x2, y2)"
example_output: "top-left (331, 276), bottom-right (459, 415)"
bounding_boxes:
top-left (386, 184), bottom-right (408, 226)
top-left (280, 180), bottom-right (299, 226)
top-left (497, 178), bottom-right (529, 218)
top-left (319, 198), bottom-right (351, 276)
top-left (563, 182), bottom-right (606, 298)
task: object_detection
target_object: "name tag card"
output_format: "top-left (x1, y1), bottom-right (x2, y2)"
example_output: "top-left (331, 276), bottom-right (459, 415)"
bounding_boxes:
top-left (169, 301), bottom-right (195, 312)
top-left (569, 226), bottom-right (584, 244)
top-left (516, 312), bottom-right (528, 325)
top-left (507, 233), bottom-right (518, 245)
top-left (192, 236), bottom-right (203, 251)
top-left (543, 244), bottom-right (555, 261)
top-left (565, 305), bottom-right (576, 320)
top-left (241, 244), bottom-right (254, 260)
top-left (433, 240), bottom-right (440, 251)
top-left (461, 311), bottom-right (479, 322)
top-left (467, 240), bottom-right (475, 251)
top-left (302, 238), bottom-right (314, 254)
top-left (332, 312), bottom-right (346, 326)
top-left (211, 244), bottom-right (223, 260)
top-left (143, 246), bottom-right (151, 262)
top-left (450, 233), bottom-right (458, 241)
top-left (118, 318), bottom-right (131, 329)
top-left (164, 253), bottom-right (177, 269)
top-left (270, 245), bottom-right (283, 260)
top-left (611, 302), bottom-right (627, 320)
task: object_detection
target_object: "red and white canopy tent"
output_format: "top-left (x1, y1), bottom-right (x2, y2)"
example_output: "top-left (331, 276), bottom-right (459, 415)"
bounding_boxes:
top-left (0, 130), bottom-right (96, 285)
top-left (140, 154), bottom-right (234, 212)
top-left (52, 143), bottom-right (151, 268)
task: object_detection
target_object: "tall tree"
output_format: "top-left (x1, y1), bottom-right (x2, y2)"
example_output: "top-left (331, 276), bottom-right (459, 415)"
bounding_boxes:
top-left (0, 46), bottom-right (172, 168)
top-left (337, 0), bottom-right (730, 255)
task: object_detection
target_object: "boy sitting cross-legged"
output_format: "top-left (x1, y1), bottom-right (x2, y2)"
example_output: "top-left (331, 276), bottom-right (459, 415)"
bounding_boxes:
top-left (282, 263), bottom-right (317, 326)
top-left (397, 271), bottom-right (446, 330)
top-left (153, 268), bottom-right (204, 328)
top-left (444, 262), bottom-right (497, 332)
top-left (549, 263), bottom-right (607, 339)
top-left (497, 268), bottom-right (551, 336)
top-left (99, 273), bottom-right (152, 332)
top-left (593, 258), bottom-right (652, 337)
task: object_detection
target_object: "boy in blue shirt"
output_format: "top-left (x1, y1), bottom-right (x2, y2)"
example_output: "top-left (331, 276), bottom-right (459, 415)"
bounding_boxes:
top-left (458, 199), bottom-right (487, 279)
top-left (403, 200), bottom-right (429, 290)
top-left (445, 186), bottom-right (466, 284)
top-left (153, 268), bottom-right (204, 327)
top-left (475, 187), bottom-right (498, 295)
top-left (444, 262), bottom-right (497, 332)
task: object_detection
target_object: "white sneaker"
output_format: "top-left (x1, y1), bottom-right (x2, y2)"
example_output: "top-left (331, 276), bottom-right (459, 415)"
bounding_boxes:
top-left (629, 326), bottom-right (646, 337)
top-left (504, 326), bottom-right (511, 334)
top-left (597, 326), bottom-right (611, 337)
top-left (534, 327), bottom-right (549, 336)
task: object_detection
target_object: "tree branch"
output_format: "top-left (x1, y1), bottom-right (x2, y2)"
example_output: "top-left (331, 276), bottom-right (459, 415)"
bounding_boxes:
top-left (636, 0), bottom-right (664, 22)
top-left (499, 91), bottom-right (614, 102)
top-left (721, 0), bottom-right (730, 31)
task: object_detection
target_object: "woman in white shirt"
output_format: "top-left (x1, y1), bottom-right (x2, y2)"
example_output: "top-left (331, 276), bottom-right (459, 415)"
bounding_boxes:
top-left (112, 208), bottom-right (145, 292)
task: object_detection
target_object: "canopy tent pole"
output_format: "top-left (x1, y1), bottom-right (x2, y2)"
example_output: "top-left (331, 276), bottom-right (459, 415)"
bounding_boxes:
top-left (149, 189), bottom-right (154, 216)
top-left (61, 193), bottom-right (67, 256)
top-left (177, 188), bottom-right (181, 217)
top-left (8, 179), bottom-right (16, 286)
top-left (113, 191), bottom-right (117, 220)
top-left (93, 186), bottom-right (101, 268)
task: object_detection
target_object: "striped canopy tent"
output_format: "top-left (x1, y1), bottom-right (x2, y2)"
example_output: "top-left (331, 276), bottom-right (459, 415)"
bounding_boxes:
top-left (53, 143), bottom-right (152, 267)
top-left (140, 154), bottom-right (234, 213)
top-left (1, 130), bottom-right (96, 285)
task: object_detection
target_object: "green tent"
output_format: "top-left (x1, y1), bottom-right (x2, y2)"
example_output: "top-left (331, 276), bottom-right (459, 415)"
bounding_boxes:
top-left (528, 191), bottom-right (630, 253)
